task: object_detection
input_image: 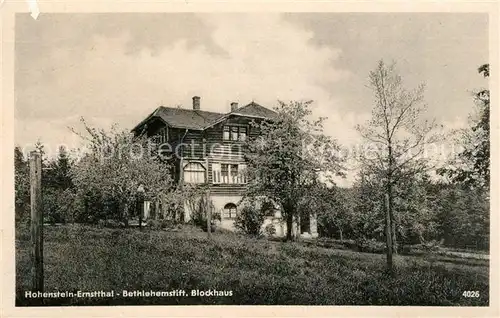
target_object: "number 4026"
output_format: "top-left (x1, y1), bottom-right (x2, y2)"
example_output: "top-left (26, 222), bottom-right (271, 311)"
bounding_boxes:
top-left (462, 291), bottom-right (480, 297)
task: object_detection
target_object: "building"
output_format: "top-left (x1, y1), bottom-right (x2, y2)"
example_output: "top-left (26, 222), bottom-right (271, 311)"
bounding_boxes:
top-left (132, 96), bottom-right (318, 238)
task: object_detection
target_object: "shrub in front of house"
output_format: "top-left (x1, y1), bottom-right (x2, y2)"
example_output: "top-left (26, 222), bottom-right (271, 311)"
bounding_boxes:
top-left (234, 205), bottom-right (266, 237)
top-left (264, 223), bottom-right (277, 237)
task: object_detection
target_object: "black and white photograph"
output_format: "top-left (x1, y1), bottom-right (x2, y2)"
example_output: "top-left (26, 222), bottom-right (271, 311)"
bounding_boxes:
top-left (3, 3), bottom-right (497, 312)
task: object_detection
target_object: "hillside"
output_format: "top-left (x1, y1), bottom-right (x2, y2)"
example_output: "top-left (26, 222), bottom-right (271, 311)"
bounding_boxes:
top-left (15, 224), bottom-right (489, 306)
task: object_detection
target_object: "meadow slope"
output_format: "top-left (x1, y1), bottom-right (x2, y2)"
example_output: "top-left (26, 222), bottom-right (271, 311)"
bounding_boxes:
top-left (15, 224), bottom-right (489, 306)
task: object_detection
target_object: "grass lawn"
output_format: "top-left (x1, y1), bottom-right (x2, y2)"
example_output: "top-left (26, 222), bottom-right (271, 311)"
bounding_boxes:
top-left (15, 224), bottom-right (489, 306)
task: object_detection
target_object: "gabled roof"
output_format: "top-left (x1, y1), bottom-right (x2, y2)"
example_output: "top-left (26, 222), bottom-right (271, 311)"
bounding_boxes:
top-left (156, 107), bottom-right (223, 129)
top-left (132, 101), bottom-right (276, 132)
top-left (231, 102), bottom-right (278, 120)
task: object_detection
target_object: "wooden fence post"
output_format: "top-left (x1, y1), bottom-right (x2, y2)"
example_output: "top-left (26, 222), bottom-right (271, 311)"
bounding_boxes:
top-left (29, 151), bottom-right (44, 298)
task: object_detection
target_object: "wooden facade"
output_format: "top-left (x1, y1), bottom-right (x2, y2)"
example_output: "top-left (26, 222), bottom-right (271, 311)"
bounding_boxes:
top-left (133, 101), bottom-right (271, 197)
top-left (132, 98), bottom-right (318, 238)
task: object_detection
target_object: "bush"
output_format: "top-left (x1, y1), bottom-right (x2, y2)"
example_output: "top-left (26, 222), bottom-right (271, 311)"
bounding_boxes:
top-left (264, 224), bottom-right (276, 237)
top-left (188, 195), bottom-right (217, 229)
top-left (146, 219), bottom-right (181, 230)
top-left (234, 205), bottom-right (266, 236)
top-left (146, 219), bottom-right (163, 230)
top-left (97, 219), bottom-right (122, 229)
top-left (355, 238), bottom-right (386, 254)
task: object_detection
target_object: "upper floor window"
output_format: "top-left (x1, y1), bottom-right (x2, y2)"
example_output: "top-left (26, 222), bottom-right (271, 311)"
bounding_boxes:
top-left (152, 127), bottom-right (168, 144)
top-left (221, 163), bottom-right (229, 183)
top-left (231, 127), bottom-right (238, 141)
top-left (212, 163), bottom-right (247, 184)
top-left (223, 126), bottom-right (230, 141)
top-left (223, 125), bottom-right (248, 142)
top-left (230, 164), bottom-right (238, 183)
top-left (183, 162), bottom-right (206, 184)
top-left (239, 127), bottom-right (247, 141)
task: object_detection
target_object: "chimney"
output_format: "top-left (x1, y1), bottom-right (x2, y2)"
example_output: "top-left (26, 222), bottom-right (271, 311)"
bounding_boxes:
top-left (230, 102), bottom-right (238, 112)
top-left (192, 96), bottom-right (201, 110)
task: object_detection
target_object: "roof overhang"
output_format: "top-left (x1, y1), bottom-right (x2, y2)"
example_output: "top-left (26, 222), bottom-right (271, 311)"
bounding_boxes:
top-left (202, 112), bottom-right (272, 130)
top-left (131, 109), bottom-right (171, 134)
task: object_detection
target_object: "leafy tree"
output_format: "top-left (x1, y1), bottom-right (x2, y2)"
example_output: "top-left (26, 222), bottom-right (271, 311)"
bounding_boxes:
top-left (303, 183), bottom-right (353, 241)
top-left (14, 146), bottom-right (30, 223)
top-left (44, 146), bottom-right (73, 190)
top-left (432, 183), bottom-right (489, 250)
top-left (356, 60), bottom-right (440, 270)
top-left (350, 171), bottom-right (385, 241)
top-left (245, 100), bottom-right (345, 241)
top-left (392, 173), bottom-right (438, 245)
top-left (70, 119), bottom-right (176, 226)
top-left (438, 64), bottom-right (490, 189)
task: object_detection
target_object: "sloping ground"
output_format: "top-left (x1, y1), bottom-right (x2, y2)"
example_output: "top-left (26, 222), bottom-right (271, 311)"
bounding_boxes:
top-left (436, 250), bottom-right (489, 260)
top-left (15, 224), bottom-right (489, 306)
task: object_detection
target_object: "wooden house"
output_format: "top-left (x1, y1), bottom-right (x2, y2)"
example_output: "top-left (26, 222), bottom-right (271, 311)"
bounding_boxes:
top-left (132, 96), bottom-right (318, 238)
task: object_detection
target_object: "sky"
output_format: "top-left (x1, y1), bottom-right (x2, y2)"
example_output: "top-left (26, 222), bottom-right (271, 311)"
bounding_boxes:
top-left (14, 13), bottom-right (489, 186)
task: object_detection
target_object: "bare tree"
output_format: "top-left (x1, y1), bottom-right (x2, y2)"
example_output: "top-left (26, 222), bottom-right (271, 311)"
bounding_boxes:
top-left (356, 60), bottom-right (440, 271)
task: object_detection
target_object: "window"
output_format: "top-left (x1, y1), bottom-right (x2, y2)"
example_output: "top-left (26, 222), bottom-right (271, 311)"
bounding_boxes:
top-left (153, 127), bottom-right (168, 144)
top-left (221, 164), bottom-right (229, 183)
top-left (160, 127), bottom-right (168, 143)
top-left (183, 162), bottom-right (206, 184)
top-left (212, 163), bottom-right (221, 184)
top-left (230, 164), bottom-right (238, 183)
top-left (239, 127), bottom-right (247, 141)
top-left (231, 127), bottom-right (239, 141)
top-left (238, 164), bottom-right (247, 184)
top-left (213, 163), bottom-right (247, 184)
top-left (223, 126), bottom-right (230, 141)
top-left (223, 203), bottom-right (237, 219)
top-left (223, 125), bottom-right (248, 142)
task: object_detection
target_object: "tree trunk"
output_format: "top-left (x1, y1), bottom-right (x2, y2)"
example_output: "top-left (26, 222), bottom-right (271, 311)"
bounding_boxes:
top-left (138, 199), bottom-right (143, 231)
top-left (339, 227), bottom-right (343, 242)
top-left (385, 193), bottom-right (393, 272)
top-left (391, 217), bottom-right (398, 254)
top-left (123, 201), bottom-right (129, 228)
top-left (387, 142), bottom-right (397, 256)
top-left (286, 214), bottom-right (293, 241)
top-left (296, 213), bottom-right (301, 242)
top-left (155, 199), bottom-right (160, 220)
top-left (388, 185), bottom-right (397, 254)
top-left (284, 201), bottom-right (296, 241)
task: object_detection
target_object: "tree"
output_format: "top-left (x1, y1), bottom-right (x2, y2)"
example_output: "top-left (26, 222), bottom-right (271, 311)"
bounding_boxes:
top-left (14, 146), bottom-right (30, 223)
top-left (303, 183), bottom-right (353, 241)
top-left (356, 60), bottom-right (439, 270)
top-left (70, 119), bottom-right (176, 226)
top-left (245, 100), bottom-right (344, 241)
top-left (350, 170), bottom-right (385, 242)
top-left (438, 64), bottom-right (490, 189)
top-left (432, 183), bottom-right (489, 250)
top-left (45, 146), bottom-right (73, 190)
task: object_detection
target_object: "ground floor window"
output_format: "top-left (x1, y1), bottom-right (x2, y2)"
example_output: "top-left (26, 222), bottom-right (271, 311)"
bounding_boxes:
top-left (223, 203), bottom-right (237, 219)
